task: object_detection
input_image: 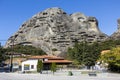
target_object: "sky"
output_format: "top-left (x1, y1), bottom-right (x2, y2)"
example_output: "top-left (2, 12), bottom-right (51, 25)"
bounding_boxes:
top-left (0, 0), bottom-right (120, 45)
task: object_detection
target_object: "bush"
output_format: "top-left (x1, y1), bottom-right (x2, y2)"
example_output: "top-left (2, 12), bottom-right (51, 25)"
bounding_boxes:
top-left (68, 71), bottom-right (73, 76)
top-left (52, 48), bottom-right (58, 51)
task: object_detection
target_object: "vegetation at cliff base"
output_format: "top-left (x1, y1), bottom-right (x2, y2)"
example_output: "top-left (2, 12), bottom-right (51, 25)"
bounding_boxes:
top-left (67, 42), bottom-right (101, 69)
top-left (6, 45), bottom-right (46, 55)
top-left (0, 47), bottom-right (8, 63)
top-left (0, 45), bottom-right (46, 64)
top-left (67, 39), bottom-right (120, 71)
top-left (99, 47), bottom-right (120, 72)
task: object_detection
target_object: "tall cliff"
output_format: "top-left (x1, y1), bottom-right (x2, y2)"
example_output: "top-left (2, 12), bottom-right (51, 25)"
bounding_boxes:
top-left (5, 7), bottom-right (108, 56)
top-left (111, 19), bottom-right (120, 39)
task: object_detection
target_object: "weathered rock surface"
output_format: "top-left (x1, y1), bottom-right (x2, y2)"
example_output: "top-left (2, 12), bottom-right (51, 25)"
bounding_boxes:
top-left (111, 19), bottom-right (120, 40)
top-left (5, 7), bottom-right (108, 56)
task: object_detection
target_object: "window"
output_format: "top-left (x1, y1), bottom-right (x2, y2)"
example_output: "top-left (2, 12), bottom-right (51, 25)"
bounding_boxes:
top-left (31, 65), bottom-right (34, 69)
top-left (44, 58), bottom-right (48, 61)
top-left (24, 64), bottom-right (30, 70)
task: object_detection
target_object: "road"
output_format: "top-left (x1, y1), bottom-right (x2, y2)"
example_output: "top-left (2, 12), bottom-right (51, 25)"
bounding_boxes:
top-left (0, 71), bottom-right (120, 80)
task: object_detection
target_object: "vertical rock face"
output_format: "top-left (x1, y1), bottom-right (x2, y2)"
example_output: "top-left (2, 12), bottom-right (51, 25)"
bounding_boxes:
top-left (117, 19), bottom-right (120, 30)
top-left (5, 7), bottom-right (108, 56)
top-left (111, 19), bottom-right (120, 39)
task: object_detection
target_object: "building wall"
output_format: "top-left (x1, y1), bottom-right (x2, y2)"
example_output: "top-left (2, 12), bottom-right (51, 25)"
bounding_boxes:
top-left (21, 60), bottom-right (38, 72)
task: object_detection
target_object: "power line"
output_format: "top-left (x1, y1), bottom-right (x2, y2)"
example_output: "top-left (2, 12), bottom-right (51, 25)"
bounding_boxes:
top-left (0, 40), bottom-right (7, 46)
top-left (0, 40), bottom-right (7, 41)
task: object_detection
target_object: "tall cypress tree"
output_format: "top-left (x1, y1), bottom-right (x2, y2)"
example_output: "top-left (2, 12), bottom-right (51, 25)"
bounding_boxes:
top-left (37, 60), bottom-right (43, 74)
top-left (51, 62), bottom-right (57, 74)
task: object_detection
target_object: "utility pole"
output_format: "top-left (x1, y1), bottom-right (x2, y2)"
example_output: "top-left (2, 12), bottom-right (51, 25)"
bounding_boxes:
top-left (0, 42), bottom-right (1, 48)
top-left (10, 39), bottom-right (14, 72)
top-left (82, 35), bottom-right (87, 68)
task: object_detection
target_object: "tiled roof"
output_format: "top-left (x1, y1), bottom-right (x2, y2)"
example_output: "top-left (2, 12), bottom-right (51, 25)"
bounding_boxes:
top-left (28, 55), bottom-right (72, 64)
top-left (28, 55), bottom-right (64, 60)
top-left (43, 60), bottom-right (72, 63)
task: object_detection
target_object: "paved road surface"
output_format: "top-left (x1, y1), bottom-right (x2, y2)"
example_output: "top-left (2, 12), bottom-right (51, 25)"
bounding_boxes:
top-left (0, 72), bottom-right (120, 80)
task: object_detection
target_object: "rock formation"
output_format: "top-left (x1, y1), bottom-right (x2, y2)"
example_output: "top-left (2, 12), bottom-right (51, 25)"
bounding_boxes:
top-left (111, 19), bottom-right (120, 40)
top-left (5, 7), bottom-right (108, 56)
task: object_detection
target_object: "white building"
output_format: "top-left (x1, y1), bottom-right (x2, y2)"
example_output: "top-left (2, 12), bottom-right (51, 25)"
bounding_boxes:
top-left (21, 60), bottom-right (38, 72)
top-left (21, 55), bottom-right (72, 72)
